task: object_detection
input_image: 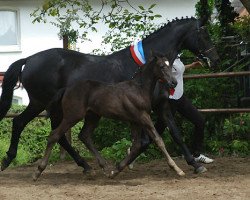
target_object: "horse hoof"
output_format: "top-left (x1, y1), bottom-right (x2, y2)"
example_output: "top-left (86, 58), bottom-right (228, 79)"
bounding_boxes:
top-left (32, 171), bottom-right (41, 181)
top-left (83, 170), bottom-right (96, 180)
top-left (1, 158), bottom-right (10, 171)
top-left (83, 167), bottom-right (93, 174)
top-left (128, 163), bottom-right (134, 170)
top-left (178, 171), bottom-right (185, 176)
top-left (83, 168), bottom-right (96, 176)
top-left (194, 166), bottom-right (207, 174)
top-left (109, 170), bottom-right (119, 179)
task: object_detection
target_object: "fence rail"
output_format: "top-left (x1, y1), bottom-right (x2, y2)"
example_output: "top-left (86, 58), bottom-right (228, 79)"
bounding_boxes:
top-left (183, 70), bottom-right (250, 113)
top-left (4, 108), bottom-right (250, 118)
top-left (199, 108), bottom-right (250, 113)
top-left (184, 71), bottom-right (250, 79)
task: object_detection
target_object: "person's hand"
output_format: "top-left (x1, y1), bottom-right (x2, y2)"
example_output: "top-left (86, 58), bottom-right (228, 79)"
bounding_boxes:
top-left (191, 61), bottom-right (203, 68)
top-left (185, 61), bottom-right (204, 69)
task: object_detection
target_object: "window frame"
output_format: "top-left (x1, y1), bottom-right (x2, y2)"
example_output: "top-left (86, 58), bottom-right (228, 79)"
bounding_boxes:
top-left (0, 7), bottom-right (21, 52)
top-left (12, 96), bottom-right (23, 105)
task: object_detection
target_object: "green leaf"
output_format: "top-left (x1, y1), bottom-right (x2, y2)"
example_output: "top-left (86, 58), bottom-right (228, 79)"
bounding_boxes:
top-left (154, 14), bottom-right (162, 18)
top-left (138, 5), bottom-right (145, 10)
top-left (149, 4), bottom-right (156, 10)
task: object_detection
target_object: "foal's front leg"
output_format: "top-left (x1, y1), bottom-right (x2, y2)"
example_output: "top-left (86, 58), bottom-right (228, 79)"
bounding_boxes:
top-left (154, 100), bottom-right (207, 174)
top-left (141, 113), bottom-right (185, 176)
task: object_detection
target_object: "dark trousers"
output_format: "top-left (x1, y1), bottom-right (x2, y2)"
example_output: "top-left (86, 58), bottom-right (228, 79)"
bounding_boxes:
top-left (168, 95), bottom-right (205, 157)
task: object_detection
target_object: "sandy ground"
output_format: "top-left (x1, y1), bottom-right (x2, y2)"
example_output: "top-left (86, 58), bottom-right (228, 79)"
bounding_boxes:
top-left (0, 156), bottom-right (249, 200)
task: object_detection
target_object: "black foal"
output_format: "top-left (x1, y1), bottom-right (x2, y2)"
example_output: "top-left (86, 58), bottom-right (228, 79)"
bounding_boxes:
top-left (33, 52), bottom-right (184, 181)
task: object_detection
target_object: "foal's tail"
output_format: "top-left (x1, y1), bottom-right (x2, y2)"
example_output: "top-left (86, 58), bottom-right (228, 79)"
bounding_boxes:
top-left (47, 88), bottom-right (66, 117)
top-left (0, 58), bottom-right (27, 120)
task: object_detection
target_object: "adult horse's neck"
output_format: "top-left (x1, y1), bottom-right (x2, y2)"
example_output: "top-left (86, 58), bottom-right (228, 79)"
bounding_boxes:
top-left (107, 18), bottom-right (197, 79)
top-left (142, 19), bottom-right (196, 63)
top-left (110, 18), bottom-right (197, 68)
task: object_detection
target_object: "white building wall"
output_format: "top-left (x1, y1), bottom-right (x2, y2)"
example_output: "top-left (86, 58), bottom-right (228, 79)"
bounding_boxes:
top-left (0, 0), bottom-right (199, 105)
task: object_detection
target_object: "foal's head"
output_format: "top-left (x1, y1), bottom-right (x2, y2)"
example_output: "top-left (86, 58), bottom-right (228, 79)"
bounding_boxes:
top-left (150, 52), bottom-right (177, 89)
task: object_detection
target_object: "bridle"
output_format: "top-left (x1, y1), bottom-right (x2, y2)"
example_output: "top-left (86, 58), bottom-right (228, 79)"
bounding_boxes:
top-left (195, 23), bottom-right (215, 67)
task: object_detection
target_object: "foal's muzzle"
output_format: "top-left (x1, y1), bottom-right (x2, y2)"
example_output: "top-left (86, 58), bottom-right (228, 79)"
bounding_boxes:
top-left (169, 79), bottom-right (177, 89)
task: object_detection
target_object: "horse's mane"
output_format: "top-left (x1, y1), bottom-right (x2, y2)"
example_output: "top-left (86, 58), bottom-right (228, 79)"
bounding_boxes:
top-left (111, 17), bottom-right (197, 56)
top-left (143, 16), bottom-right (197, 41)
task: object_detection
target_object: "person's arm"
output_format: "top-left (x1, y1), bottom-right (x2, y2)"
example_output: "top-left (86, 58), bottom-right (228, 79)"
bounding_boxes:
top-left (185, 61), bottom-right (203, 70)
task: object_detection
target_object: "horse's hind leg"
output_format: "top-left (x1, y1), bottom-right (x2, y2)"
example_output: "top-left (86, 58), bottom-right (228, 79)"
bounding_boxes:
top-left (110, 124), bottom-right (142, 178)
top-left (33, 119), bottom-right (74, 181)
top-left (78, 112), bottom-right (110, 174)
top-left (1, 102), bottom-right (44, 171)
top-left (50, 110), bottom-right (91, 172)
top-left (141, 113), bottom-right (185, 176)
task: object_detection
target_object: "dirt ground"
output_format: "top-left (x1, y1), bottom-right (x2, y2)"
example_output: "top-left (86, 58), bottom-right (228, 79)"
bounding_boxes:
top-left (0, 156), bottom-right (249, 200)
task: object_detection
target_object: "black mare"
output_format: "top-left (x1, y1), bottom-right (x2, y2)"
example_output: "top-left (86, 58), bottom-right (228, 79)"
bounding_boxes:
top-left (0, 17), bottom-right (219, 174)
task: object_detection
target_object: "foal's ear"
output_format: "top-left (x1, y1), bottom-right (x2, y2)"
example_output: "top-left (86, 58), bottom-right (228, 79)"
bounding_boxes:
top-left (149, 49), bottom-right (158, 61)
top-left (149, 49), bottom-right (156, 57)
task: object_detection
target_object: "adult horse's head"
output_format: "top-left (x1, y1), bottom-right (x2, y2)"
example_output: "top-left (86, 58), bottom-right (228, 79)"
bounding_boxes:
top-left (181, 17), bottom-right (220, 69)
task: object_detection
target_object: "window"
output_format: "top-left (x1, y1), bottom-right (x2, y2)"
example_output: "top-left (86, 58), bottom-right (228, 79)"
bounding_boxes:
top-left (12, 96), bottom-right (22, 105)
top-left (0, 9), bottom-right (21, 52)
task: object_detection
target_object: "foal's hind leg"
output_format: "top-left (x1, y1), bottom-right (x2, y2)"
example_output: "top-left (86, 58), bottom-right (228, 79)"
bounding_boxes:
top-left (109, 124), bottom-right (142, 178)
top-left (1, 102), bottom-right (44, 171)
top-left (50, 110), bottom-right (91, 172)
top-left (33, 119), bottom-right (74, 181)
top-left (78, 112), bottom-right (111, 174)
top-left (140, 113), bottom-right (185, 176)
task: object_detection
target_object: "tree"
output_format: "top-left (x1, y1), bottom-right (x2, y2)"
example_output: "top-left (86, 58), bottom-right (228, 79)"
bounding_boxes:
top-left (195, 0), bottom-right (214, 25)
top-left (31, 0), bottom-right (162, 52)
top-left (215, 0), bottom-right (239, 34)
top-left (94, 3), bottom-right (162, 54)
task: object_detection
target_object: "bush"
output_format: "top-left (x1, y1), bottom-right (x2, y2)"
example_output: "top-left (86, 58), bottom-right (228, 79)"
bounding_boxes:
top-left (0, 105), bottom-right (61, 166)
top-left (1, 104), bottom-right (249, 168)
top-left (206, 113), bottom-right (250, 156)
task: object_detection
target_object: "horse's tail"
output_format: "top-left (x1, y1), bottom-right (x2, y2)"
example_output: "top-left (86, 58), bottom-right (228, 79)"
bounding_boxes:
top-left (0, 58), bottom-right (27, 120)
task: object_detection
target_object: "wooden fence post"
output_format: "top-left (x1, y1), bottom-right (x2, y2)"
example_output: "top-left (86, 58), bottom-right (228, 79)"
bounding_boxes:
top-left (60, 35), bottom-right (72, 160)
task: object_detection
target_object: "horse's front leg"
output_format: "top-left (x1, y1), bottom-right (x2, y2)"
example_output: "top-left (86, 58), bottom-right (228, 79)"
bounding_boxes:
top-left (78, 112), bottom-right (111, 176)
top-left (141, 113), bottom-right (185, 176)
top-left (154, 100), bottom-right (207, 174)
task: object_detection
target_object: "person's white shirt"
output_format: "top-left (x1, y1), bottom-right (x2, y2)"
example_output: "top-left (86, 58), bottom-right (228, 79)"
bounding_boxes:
top-left (169, 58), bottom-right (185, 100)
